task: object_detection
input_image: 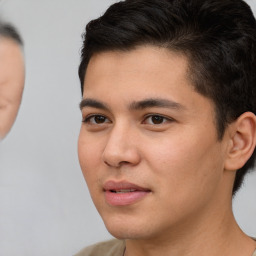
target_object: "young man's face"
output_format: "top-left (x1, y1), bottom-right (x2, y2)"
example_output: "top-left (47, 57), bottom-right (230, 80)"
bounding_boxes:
top-left (78, 46), bottom-right (233, 241)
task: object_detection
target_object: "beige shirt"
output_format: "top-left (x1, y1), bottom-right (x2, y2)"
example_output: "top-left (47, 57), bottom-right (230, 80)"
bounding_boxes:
top-left (75, 239), bottom-right (125, 256)
top-left (75, 239), bottom-right (256, 256)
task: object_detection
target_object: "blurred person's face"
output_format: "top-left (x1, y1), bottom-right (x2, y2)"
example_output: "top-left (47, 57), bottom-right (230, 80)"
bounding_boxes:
top-left (0, 38), bottom-right (25, 139)
top-left (78, 46), bottom-right (234, 241)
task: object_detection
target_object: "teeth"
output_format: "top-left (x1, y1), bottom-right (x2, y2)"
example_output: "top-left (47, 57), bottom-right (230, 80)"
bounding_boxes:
top-left (113, 189), bottom-right (136, 193)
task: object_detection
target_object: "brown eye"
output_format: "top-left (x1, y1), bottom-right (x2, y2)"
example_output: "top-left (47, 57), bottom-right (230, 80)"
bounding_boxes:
top-left (83, 115), bottom-right (110, 124)
top-left (151, 115), bottom-right (164, 124)
top-left (144, 115), bottom-right (169, 125)
top-left (94, 115), bottom-right (106, 124)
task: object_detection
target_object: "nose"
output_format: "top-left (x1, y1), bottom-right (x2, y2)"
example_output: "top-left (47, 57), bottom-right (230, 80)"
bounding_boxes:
top-left (102, 124), bottom-right (141, 168)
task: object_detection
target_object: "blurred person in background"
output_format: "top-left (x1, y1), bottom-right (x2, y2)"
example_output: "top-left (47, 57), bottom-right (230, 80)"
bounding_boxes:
top-left (0, 21), bottom-right (24, 140)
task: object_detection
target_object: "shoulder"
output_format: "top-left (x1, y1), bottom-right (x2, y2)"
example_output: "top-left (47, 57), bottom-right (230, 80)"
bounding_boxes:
top-left (74, 239), bottom-right (125, 256)
top-left (251, 237), bottom-right (256, 256)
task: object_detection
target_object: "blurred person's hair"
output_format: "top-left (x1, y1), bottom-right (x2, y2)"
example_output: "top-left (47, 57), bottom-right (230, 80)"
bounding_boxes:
top-left (0, 21), bottom-right (23, 46)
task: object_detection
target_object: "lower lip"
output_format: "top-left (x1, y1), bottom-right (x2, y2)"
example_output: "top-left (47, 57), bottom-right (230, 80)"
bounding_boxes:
top-left (104, 190), bottom-right (149, 206)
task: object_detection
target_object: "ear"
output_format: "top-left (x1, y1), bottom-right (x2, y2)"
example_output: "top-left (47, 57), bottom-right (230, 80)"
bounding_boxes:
top-left (224, 112), bottom-right (256, 171)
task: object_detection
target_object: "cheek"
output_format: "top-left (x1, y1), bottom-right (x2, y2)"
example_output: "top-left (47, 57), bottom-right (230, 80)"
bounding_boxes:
top-left (145, 133), bottom-right (224, 199)
top-left (78, 133), bottom-right (104, 209)
top-left (78, 131), bottom-right (102, 180)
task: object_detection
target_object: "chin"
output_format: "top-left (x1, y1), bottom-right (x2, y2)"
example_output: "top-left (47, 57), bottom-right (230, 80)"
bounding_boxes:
top-left (102, 214), bottom-right (154, 240)
top-left (106, 226), bottom-right (145, 240)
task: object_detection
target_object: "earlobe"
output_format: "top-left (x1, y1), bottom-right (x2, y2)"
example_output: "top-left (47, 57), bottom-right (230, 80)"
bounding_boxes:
top-left (224, 112), bottom-right (256, 171)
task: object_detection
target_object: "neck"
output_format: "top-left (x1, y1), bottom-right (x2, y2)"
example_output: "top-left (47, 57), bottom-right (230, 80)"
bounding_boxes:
top-left (124, 202), bottom-right (255, 256)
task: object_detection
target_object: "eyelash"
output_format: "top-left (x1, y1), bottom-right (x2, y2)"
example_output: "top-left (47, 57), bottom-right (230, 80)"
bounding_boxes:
top-left (82, 114), bottom-right (173, 126)
top-left (143, 114), bottom-right (173, 125)
top-left (82, 114), bottom-right (110, 124)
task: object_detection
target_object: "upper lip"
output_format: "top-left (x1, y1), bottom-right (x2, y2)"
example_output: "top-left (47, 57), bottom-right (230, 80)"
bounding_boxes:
top-left (103, 180), bottom-right (151, 192)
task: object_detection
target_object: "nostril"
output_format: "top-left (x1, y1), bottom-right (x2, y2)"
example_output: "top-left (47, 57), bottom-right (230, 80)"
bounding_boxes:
top-left (104, 160), bottom-right (111, 167)
top-left (104, 160), bottom-right (130, 168)
top-left (103, 160), bottom-right (120, 168)
top-left (120, 161), bottom-right (130, 165)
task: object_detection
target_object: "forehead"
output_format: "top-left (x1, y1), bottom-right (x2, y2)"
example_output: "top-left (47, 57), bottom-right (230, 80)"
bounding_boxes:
top-left (0, 38), bottom-right (23, 60)
top-left (84, 46), bottom-right (200, 104)
top-left (84, 46), bottom-right (191, 94)
top-left (0, 38), bottom-right (24, 81)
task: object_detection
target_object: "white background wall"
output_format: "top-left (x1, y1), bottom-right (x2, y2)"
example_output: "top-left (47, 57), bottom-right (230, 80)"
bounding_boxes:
top-left (0, 0), bottom-right (255, 255)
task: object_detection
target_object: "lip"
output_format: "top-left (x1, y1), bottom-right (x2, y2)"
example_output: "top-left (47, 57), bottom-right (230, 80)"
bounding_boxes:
top-left (103, 180), bottom-right (151, 206)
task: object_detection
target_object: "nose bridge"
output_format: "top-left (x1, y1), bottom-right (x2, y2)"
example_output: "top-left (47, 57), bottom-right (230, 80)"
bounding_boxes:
top-left (102, 120), bottom-right (140, 167)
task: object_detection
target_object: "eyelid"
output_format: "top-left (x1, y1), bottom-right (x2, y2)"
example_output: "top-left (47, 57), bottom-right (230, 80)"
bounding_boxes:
top-left (142, 113), bottom-right (174, 124)
top-left (82, 114), bottom-right (111, 124)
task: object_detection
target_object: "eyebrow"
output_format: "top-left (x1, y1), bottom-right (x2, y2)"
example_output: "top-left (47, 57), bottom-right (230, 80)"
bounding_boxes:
top-left (79, 97), bottom-right (185, 111)
top-left (129, 98), bottom-right (185, 111)
top-left (79, 98), bottom-right (108, 111)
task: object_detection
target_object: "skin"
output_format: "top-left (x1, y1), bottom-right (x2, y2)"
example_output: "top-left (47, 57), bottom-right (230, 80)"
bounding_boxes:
top-left (78, 46), bottom-right (256, 256)
top-left (0, 37), bottom-right (25, 140)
